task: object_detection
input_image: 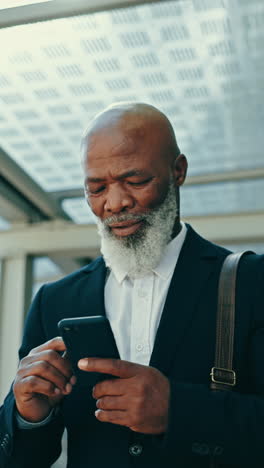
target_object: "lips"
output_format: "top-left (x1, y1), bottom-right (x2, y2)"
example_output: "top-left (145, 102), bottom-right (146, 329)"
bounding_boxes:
top-left (109, 220), bottom-right (142, 229)
top-left (108, 219), bottom-right (143, 236)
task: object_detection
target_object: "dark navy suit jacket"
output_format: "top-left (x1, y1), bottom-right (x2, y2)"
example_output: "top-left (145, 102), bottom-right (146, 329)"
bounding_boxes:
top-left (1, 225), bottom-right (264, 468)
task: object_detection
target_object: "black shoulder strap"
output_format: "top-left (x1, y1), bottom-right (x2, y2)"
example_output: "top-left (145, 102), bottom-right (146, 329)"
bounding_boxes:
top-left (210, 251), bottom-right (253, 391)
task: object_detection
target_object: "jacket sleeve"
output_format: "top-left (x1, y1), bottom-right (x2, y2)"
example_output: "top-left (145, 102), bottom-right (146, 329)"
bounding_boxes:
top-left (0, 286), bottom-right (65, 468)
top-left (161, 255), bottom-right (264, 467)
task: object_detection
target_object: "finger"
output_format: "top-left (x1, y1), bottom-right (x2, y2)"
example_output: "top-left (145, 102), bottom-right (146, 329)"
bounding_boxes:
top-left (19, 361), bottom-right (72, 394)
top-left (95, 409), bottom-right (128, 426)
top-left (78, 358), bottom-right (141, 379)
top-left (96, 396), bottom-right (126, 411)
top-left (92, 378), bottom-right (125, 399)
top-left (29, 337), bottom-right (66, 355)
top-left (17, 375), bottom-right (63, 398)
top-left (22, 349), bottom-right (73, 380)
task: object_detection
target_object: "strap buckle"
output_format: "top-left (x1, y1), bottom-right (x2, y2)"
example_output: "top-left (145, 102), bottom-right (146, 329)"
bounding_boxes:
top-left (210, 367), bottom-right (236, 386)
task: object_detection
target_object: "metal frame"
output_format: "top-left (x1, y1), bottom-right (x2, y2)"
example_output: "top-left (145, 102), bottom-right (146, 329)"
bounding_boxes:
top-left (0, 0), bottom-right (169, 29)
top-left (0, 220), bottom-right (100, 258)
top-left (0, 176), bottom-right (44, 223)
top-left (190, 212), bottom-right (264, 245)
top-left (0, 148), bottom-right (69, 221)
top-left (184, 168), bottom-right (264, 186)
top-left (0, 255), bottom-right (33, 403)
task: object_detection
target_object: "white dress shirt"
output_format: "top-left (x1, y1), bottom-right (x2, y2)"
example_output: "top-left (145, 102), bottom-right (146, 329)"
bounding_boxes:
top-left (105, 222), bottom-right (187, 365)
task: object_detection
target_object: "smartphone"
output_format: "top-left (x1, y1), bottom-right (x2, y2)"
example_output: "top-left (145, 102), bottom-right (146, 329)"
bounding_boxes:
top-left (58, 316), bottom-right (120, 387)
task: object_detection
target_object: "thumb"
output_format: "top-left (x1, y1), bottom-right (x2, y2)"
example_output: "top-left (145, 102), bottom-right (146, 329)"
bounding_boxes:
top-left (78, 358), bottom-right (142, 378)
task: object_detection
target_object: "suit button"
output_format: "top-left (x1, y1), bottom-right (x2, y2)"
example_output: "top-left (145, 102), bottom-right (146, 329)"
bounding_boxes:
top-left (1, 434), bottom-right (10, 455)
top-left (129, 443), bottom-right (143, 456)
top-left (214, 445), bottom-right (224, 456)
top-left (200, 443), bottom-right (210, 455)
top-left (191, 442), bottom-right (210, 456)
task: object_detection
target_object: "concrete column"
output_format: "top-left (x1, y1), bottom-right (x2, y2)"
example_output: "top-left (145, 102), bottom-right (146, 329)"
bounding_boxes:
top-left (0, 255), bottom-right (33, 404)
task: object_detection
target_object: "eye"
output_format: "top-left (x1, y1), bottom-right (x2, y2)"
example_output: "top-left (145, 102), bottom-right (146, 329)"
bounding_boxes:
top-left (85, 186), bottom-right (105, 195)
top-left (127, 177), bottom-right (152, 186)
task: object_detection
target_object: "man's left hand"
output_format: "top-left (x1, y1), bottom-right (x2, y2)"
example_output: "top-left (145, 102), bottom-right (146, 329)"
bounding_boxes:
top-left (78, 358), bottom-right (170, 434)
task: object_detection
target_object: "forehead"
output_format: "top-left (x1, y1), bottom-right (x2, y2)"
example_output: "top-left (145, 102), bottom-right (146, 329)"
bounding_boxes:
top-left (83, 123), bottom-right (164, 176)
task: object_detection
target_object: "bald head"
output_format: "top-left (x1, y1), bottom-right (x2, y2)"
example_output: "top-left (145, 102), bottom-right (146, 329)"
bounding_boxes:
top-left (81, 101), bottom-right (188, 245)
top-left (81, 102), bottom-right (181, 166)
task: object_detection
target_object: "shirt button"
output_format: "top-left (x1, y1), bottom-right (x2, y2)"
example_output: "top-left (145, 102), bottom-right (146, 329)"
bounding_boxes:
top-left (138, 290), bottom-right (147, 298)
top-left (136, 343), bottom-right (143, 351)
top-left (129, 443), bottom-right (143, 456)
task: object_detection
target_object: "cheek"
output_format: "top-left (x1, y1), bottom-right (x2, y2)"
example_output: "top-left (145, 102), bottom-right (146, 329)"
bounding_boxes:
top-left (136, 181), bottom-right (168, 210)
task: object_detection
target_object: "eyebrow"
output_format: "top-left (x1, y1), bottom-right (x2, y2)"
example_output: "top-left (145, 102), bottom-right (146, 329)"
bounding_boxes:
top-left (85, 170), bottom-right (148, 184)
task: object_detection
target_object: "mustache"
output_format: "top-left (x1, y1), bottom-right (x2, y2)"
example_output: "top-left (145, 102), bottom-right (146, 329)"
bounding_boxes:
top-left (103, 213), bottom-right (147, 226)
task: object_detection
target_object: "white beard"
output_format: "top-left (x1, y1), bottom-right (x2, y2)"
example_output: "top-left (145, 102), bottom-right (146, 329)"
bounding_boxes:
top-left (96, 177), bottom-right (178, 279)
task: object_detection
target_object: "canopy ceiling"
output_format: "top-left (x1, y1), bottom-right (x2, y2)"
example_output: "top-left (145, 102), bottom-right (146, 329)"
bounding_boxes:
top-left (0, 0), bottom-right (263, 225)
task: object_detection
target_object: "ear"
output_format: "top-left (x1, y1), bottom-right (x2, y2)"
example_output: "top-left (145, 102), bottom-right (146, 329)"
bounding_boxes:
top-left (172, 154), bottom-right (188, 187)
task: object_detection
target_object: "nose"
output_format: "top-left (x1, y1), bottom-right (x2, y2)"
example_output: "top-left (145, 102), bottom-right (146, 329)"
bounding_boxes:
top-left (104, 184), bottom-right (134, 214)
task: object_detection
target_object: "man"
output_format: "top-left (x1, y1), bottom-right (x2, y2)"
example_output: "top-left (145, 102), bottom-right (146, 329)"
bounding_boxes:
top-left (0, 102), bottom-right (263, 468)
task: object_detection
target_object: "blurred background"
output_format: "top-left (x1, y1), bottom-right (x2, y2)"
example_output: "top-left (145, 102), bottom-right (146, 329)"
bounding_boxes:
top-left (0, 0), bottom-right (264, 464)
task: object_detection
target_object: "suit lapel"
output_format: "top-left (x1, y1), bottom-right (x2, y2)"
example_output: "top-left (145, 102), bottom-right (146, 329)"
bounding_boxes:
top-left (150, 226), bottom-right (222, 375)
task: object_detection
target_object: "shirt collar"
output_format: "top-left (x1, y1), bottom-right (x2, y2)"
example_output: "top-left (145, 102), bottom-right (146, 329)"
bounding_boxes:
top-left (152, 222), bottom-right (187, 280)
top-left (113, 266), bottom-right (128, 285)
top-left (111, 222), bottom-right (187, 284)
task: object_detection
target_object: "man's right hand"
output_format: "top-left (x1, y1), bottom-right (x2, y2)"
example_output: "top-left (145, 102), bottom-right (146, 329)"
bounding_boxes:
top-left (13, 337), bottom-right (75, 423)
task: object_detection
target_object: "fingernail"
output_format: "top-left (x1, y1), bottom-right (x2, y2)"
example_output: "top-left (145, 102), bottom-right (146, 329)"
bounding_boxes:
top-left (78, 359), bottom-right (88, 369)
top-left (70, 375), bottom-right (77, 385)
top-left (65, 383), bottom-right (72, 393)
top-left (54, 387), bottom-right (61, 394)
